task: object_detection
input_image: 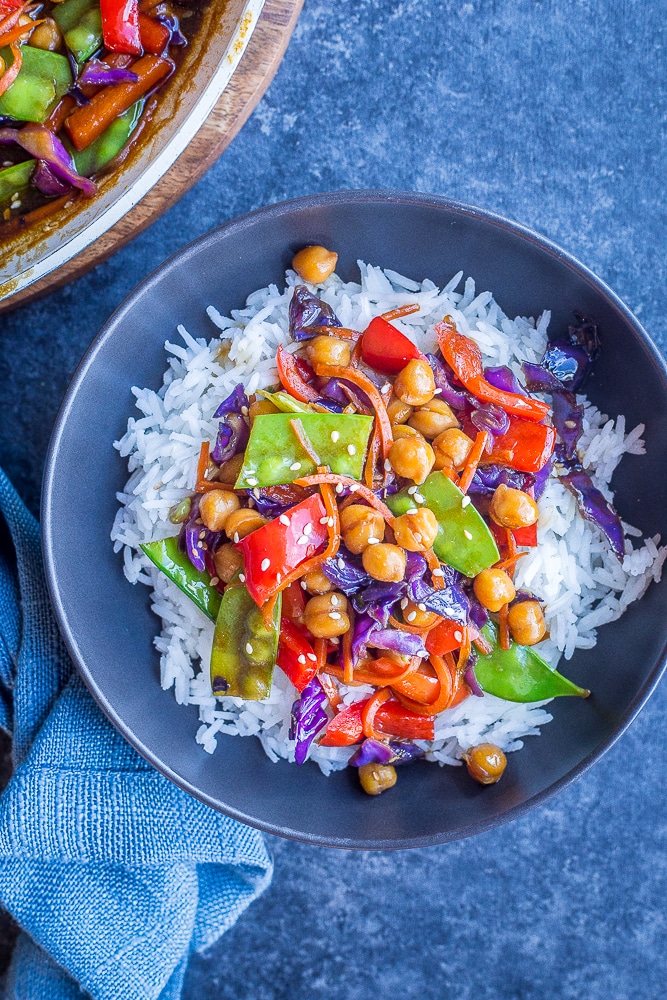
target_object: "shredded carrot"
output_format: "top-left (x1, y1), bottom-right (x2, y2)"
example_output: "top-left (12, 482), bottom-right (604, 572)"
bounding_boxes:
top-left (361, 687), bottom-right (392, 739)
top-left (290, 417), bottom-right (321, 466)
top-left (314, 637), bottom-right (328, 671)
top-left (472, 630), bottom-right (493, 656)
top-left (364, 427), bottom-right (381, 489)
top-left (458, 429), bottom-right (489, 494)
top-left (424, 547), bottom-right (445, 590)
top-left (194, 440), bottom-right (210, 490)
top-left (499, 602), bottom-right (511, 650)
top-left (318, 671), bottom-right (341, 709)
top-left (195, 480), bottom-right (238, 493)
top-left (0, 42), bottom-right (21, 98)
top-left (349, 338), bottom-right (363, 368)
top-left (393, 654), bottom-right (454, 716)
top-left (494, 551), bottom-right (527, 572)
top-left (313, 364), bottom-right (393, 469)
top-left (261, 592), bottom-right (279, 630)
top-left (326, 657), bottom-right (418, 688)
top-left (388, 613), bottom-right (439, 635)
top-left (294, 473), bottom-right (395, 524)
top-left (341, 605), bottom-right (355, 685)
top-left (0, 2), bottom-right (31, 35)
top-left (0, 18), bottom-right (42, 45)
top-left (381, 303), bottom-right (420, 322)
top-left (457, 626), bottom-right (471, 675)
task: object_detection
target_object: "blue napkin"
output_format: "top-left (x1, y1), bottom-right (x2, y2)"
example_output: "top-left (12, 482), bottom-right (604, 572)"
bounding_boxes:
top-left (0, 467), bottom-right (273, 1000)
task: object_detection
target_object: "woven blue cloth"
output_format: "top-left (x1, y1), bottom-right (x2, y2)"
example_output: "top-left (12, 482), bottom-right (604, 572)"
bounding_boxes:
top-left (0, 467), bottom-right (273, 1000)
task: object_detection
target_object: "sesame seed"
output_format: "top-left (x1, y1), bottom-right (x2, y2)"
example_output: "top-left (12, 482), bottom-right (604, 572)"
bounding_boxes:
top-left (432, 568), bottom-right (444, 577)
top-left (329, 612), bottom-right (342, 620)
top-left (400, 597), bottom-right (409, 610)
top-left (261, 558), bottom-right (271, 571)
top-left (463, 529), bottom-right (473, 540)
top-left (418, 603), bottom-right (427, 612)
top-left (247, 498), bottom-right (256, 508)
top-left (276, 572), bottom-right (282, 583)
top-left (330, 636), bottom-right (340, 645)
top-left (303, 523), bottom-right (313, 535)
top-left (461, 496), bottom-right (471, 508)
top-left (414, 532), bottom-right (422, 543)
top-left (367, 537), bottom-right (380, 544)
top-left (301, 580), bottom-right (308, 589)
top-left (199, 529), bottom-right (206, 540)
top-left (246, 477), bottom-right (258, 487)
top-left (253, 489), bottom-right (260, 499)
top-left (454, 630), bottom-right (463, 642)
top-left (384, 459), bottom-right (392, 471)
top-left (210, 576), bottom-right (220, 586)
top-left (381, 383), bottom-right (391, 394)
top-left (564, 419), bottom-right (577, 429)
top-left (407, 486), bottom-right (418, 495)
top-left (433, 388), bottom-right (442, 395)
top-left (349, 483), bottom-right (359, 492)
top-left (298, 654), bottom-right (307, 664)
top-left (328, 517), bottom-right (335, 527)
top-left (335, 484), bottom-right (344, 494)
top-left (406, 507), bottom-right (419, 515)
top-left (290, 462), bottom-right (302, 471)
top-left (338, 557), bottom-right (345, 569)
top-left (407, 611), bottom-right (417, 622)
top-left (414, 493), bottom-right (426, 504)
top-left (245, 642), bottom-right (254, 654)
top-left (201, 543), bottom-right (208, 551)
top-left (319, 516), bottom-right (329, 524)
top-left (280, 514), bottom-right (290, 526)
top-left (241, 405), bottom-right (249, 415)
top-left (297, 536), bottom-right (309, 545)
top-left (331, 431), bottom-right (340, 443)
top-left (331, 594), bottom-right (339, 606)
top-left (307, 653), bottom-right (318, 662)
top-left (347, 444), bottom-right (357, 456)
top-left (239, 573), bottom-right (246, 582)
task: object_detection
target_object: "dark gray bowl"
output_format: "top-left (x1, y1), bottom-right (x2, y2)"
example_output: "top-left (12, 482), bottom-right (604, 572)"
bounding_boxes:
top-left (42, 191), bottom-right (667, 849)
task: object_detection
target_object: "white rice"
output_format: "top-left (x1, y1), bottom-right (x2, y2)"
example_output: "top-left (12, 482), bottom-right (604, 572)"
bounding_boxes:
top-left (111, 262), bottom-right (667, 774)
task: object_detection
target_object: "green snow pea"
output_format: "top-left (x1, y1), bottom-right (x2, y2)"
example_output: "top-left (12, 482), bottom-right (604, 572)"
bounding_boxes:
top-left (210, 581), bottom-right (282, 700)
top-left (387, 471), bottom-right (499, 578)
top-left (140, 536), bottom-right (221, 622)
top-left (0, 47), bottom-right (72, 123)
top-left (71, 100), bottom-right (144, 177)
top-left (235, 412), bottom-right (373, 488)
top-left (257, 390), bottom-right (314, 414)
top-left (475, 623), bottom-right (590, 702)
top-left (0, 160), bottom-right (35, 205)
top-left (52, 0), bottom-right (103, 63)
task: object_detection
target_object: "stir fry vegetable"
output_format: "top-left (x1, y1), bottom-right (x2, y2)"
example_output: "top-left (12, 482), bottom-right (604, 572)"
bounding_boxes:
top-left (0, 0), bottom-right (192, 223)
top-left (139, 246), bottom-right (621, 799)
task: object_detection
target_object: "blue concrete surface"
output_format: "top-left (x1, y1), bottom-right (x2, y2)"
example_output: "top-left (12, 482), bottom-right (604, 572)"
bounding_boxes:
top-left (1, 0), bottom-right (666, 997)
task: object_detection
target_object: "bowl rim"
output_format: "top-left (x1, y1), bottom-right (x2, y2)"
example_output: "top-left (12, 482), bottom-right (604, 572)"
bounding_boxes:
top-left (41, 189), bottom-right (667, 849)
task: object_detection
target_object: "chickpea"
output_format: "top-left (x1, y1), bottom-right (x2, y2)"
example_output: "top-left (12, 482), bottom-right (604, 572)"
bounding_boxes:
top-left (29, 17), bottom-right (62, 50)
top-left (248, 397), bottom-right (280, 424)
top-left (292, 245), bottom-right (338, 284)
top-left (213, 543), bottom-right (244, 583)
top-left (462, 743), bottom-right (507, 785)
top-left (302, 568), bottom-right (333, 595)
top-left (392, 508), bottom-right (439, 552)
top-left (432, 427), bottom-right (474, 471)
top-left (386, 395), bottom-right (413, 426)
top-left (307, 335), bottom-right (351, 368)
top-left (224, 507), bottom-right (268, 541)
top-left (402, 599), bottom-right (440, 629)
top-left (473, 568), bottom-right (516, 612)
top-left (358, 762), bottom-right (397, 796)
top-left (340, 504), bottom-right (385, 554)
top-left (217, 452), bottom-right (245, 483)
top-left (490, 483), bottom-right (539, 530)
top-left (199, 489), bottom-right (241, 532)
top-left (388, 435), bottom-right (435, 485)
top-left (507, 600), bottom-right (547, 646)
top-left (362, 542), bottom-right (406, 583)
top-left (393, 359), bottom-right (436, 407)
top-left (408, 398), bottom-right (459, 439)
top-left (303, 591), bottom-right (350, 638)
top-left (392, 423), bottom-right (420, 440)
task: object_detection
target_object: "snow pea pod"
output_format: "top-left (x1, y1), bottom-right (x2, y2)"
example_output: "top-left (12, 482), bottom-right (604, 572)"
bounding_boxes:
top-left (140, 536), bottom-right (221, 621)
top-left (235, 412), bottom-right (373, 488)
top-left (474, 622), bottom-right (590, 702)
top-left (257, 390), bottom-right (313, 414)
top-left (210, 581), bottom-right (282, 700)
top-left (387, 471), bottom-right (499, 578)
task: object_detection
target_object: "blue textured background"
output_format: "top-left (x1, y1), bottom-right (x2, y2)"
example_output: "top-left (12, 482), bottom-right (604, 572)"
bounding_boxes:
top-left (1, 0), bottom-right (666, 996)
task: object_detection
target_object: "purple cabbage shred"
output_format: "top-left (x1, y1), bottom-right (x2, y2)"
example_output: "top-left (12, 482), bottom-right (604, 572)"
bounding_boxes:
top-left (289, 285), bottom-right (341, 341)
top-left (289, 678), bottom-right (329, 764)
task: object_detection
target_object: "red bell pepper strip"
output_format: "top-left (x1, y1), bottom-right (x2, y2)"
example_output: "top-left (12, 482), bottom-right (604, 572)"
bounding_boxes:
top-left (511, 522), bottom-right (538, 547)
top-left (0, 42), bottom-right (21, 98)
top-left (100, 0), bottom-right (141, 54)
top-left (488, 414), bottom-right (556, 473)
top-left (490, 518), bottom-right (538, 553)
top-left (276, 345), bottom-right (320, 403)
top-left (137, 11), bottom-right (170, 53)
top-left (276, 619), bottom-right (318, 692)
top-left (236, 494), bottom-right (329, 606)
top-left (425, 618), bottom-right (466, 655)
top-left (319, 697), bottom-right (436, 746)
top-left (436, 319), bottom-right (551, 423)
top-left (360, 316), bottom-right (422, 375)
